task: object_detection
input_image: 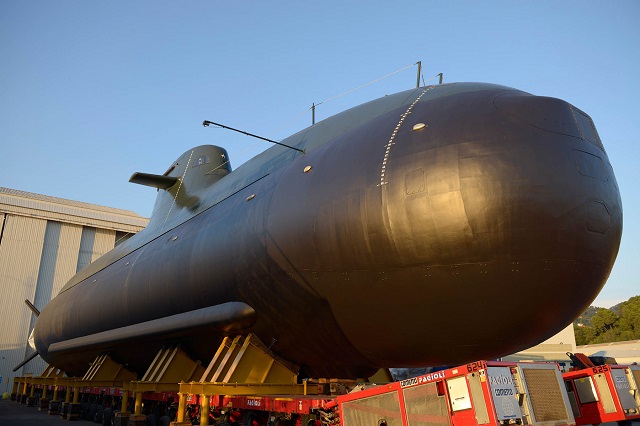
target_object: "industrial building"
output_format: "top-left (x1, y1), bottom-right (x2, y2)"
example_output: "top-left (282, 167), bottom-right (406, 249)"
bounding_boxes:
top-left (0, 187), bottom-right (148, 394)
top-left (578, 339), bottom-right (640, 365)
top-left (501, 324), bottom-right (577, 370)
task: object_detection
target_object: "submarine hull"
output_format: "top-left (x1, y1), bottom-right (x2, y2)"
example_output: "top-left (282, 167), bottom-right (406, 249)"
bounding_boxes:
top-left (33, 83), bottom-right (622, 378)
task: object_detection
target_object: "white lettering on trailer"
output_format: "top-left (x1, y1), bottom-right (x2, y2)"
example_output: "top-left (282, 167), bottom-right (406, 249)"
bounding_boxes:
top-left (247, 399), bottom-right (262, 407)
top-left (400, 371), bottom-right (446, 388)
top-left (614, 375), bottom-right (631, 389)
top-left (400, 377), bottom-right (418, 388)
top-left (487, 367), bottom-right (522, 421)
top-left (489, 375), bottom-right (514, 386)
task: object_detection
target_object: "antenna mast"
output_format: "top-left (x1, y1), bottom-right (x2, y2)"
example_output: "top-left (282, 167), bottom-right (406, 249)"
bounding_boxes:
top-left (202, 121), bottom-right (305, 154)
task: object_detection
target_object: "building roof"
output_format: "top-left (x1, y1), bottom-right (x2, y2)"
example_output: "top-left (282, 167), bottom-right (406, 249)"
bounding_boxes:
top-left (579, 339), bottom-right (640, 349)
top-left (0, 187), bottom-right (149, 233)
top-left (578, 340), bottom-right (640, 364)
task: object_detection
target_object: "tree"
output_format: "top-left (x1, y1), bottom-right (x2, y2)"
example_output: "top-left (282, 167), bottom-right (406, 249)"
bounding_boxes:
top-left (617, 296), bottom-right (640, 339)
top-left (573, 295), bottom-right (640, 345)
top-left (591, 308), bottom-right (618, 336)
top-left (574, 326), bottom-right (596, 346)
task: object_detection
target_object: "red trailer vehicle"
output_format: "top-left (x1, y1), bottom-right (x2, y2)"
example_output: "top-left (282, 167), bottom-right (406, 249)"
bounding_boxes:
top-left (563, 363), bottom-right (640, 425)
top-left (12, 359), bottom-right (579, 426)
top-left (336, 360), bottom-right (576, 426)
top-left (12, 359), bottom-right (584, 425)
top-left (12, 339), bottom-right (594, 426)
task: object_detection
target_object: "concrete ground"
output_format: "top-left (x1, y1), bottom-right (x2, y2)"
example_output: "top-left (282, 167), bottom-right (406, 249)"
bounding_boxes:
top-left (2, 397), bottom-right (640, 425)
top-left (0, 398), bottom-right (72, 426)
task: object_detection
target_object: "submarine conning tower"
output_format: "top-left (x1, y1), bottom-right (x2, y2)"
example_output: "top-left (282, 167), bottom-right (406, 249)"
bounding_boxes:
top-left (131, 145), bottom-right (232, 232)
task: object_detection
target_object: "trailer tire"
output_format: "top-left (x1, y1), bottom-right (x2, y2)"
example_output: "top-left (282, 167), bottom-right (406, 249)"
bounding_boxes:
top-left (94, 405), bottom-right (104, 423)
top-left (243, 413), bottom-right (254, 426)
top-left (102, 407), bottom-right (112, 426)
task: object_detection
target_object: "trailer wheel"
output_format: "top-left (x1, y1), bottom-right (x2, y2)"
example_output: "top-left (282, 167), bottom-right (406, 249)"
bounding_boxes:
top-left (300, 414), bottom-right (318, 426)
top-left (244, 413), bottom-right (254, 425)
top-left (102, 407), bottom-right (112, 426)
top-left (94, 405), bottom-right (104, 423)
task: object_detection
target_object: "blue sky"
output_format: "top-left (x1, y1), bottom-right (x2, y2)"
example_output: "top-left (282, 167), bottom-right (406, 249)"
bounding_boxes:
top-left (1, 1), bottom-right (638, 308)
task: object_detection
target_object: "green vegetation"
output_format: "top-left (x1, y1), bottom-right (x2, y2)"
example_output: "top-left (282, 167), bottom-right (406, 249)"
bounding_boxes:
top-left (574, 296), bottom-right (640, 345)
top-left (575, 306), bottom-right (599, 327)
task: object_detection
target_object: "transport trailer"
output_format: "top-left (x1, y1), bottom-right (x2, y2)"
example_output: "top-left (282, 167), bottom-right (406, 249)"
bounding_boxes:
top-left (12, 385), bottom-right (339, 426)
top-left (563, 363), bottom-right (640, 425)
top-left (181, 394), bottom-right (335, 425)
top-left (336, 360), bottom-right (576, 426)
top-left (12, 361), bottom-right (578, 426)
top-left (10, 343), bottom-right (582, 426)
top-left (11, 382), bottom-right (335, 425)
top-left (10, 335), bottom-right (344, 426)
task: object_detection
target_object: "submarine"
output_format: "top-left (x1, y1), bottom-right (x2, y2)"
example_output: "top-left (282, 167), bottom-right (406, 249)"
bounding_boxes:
top-left (32, 82), bottom-right (622, 379)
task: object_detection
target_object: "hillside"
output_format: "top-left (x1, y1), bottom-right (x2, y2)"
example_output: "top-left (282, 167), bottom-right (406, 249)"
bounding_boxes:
top-left (573, 295), bottom-right (640, 345)
top-left (574, 306), bottom-right (600, 327)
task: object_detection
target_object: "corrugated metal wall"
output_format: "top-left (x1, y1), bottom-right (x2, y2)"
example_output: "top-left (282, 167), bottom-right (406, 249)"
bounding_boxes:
top-left (76, 226), bottom-right (115, 273)
top-left (0, 199), bottom-right (144, 392)
top-left (21, 221), bottom-right (84, 376)
top-left (54, 223), bottom-right (84, 298)
top-left (76, 226), bottom-right (96, 273)
top-left (92, 227), bottom-right (116, 262)
top-left (0, 214), bottom-right (47, 391)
